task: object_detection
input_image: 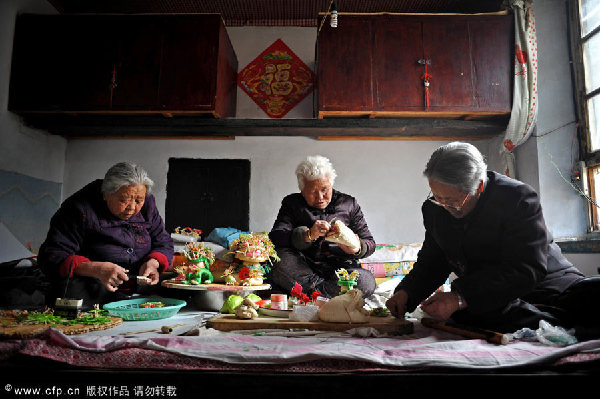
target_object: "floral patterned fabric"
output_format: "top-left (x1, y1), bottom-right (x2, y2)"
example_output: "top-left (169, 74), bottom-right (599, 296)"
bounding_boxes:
top-left (501, 0), bottom-right (538, 177)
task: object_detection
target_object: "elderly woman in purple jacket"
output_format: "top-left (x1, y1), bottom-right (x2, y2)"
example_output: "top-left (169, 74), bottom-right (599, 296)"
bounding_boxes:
top-left (38, 162), bottom-right (173, 307)
top-left (269, 155), bottom-right (376, 298)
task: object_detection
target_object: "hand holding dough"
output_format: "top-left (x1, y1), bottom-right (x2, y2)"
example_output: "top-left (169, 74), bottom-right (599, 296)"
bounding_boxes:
top-left (325, 220), bottom-right (360, 252)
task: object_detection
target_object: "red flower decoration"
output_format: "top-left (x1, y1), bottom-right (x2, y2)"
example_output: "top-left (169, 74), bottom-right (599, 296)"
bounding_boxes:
top-left (300, 293), bottom-right (310, 304)
top-left (291, 282), bottom-right (304, 298)
top-left (238, 266), bottom-right (250, 280)
top-left (290, 283), bottom-right (322, 304)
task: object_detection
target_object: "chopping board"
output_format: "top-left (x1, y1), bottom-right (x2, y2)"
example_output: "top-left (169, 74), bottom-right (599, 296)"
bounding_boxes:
top-left (207, 314), bottom-right (413, 335)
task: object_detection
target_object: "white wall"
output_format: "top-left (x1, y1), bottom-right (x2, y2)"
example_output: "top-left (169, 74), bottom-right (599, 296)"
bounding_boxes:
top-left (537, 0), bottom-right (589, 238)
top-left (0, 0), bottom-right (65, 183)
top-left (65, 137), bottom-right (491, 244)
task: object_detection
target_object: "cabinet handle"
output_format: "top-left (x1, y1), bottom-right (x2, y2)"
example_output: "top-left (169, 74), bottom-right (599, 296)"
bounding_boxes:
top-left (109, 64), bottom-right (117, 108)
top-left (418, 59), bottom-right (432, 108)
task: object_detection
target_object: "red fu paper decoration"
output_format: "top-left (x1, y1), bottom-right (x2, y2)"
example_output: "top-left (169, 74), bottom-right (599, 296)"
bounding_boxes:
top-left (238, 39), bottom-right (314, 118)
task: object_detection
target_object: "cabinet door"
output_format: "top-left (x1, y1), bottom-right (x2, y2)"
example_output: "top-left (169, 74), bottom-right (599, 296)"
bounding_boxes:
top-left (422, 17), bottom-right (474, 108)
top-left (317, 17), bottom-right (374, 112)
top-left (373, 17), bottom-right (423, 109)
top-left (469, 15), bottom-right (513, 112)
top-left (159, 15), bottom-right (220, 111)
top-left (59, 17), bottom-right (118, 110)
top-left (9, 15), bottom-right (60, 111)
top-left (109, 16), bottom-right (163, 110)
top-left (9, 15), bottom-right (115, 111)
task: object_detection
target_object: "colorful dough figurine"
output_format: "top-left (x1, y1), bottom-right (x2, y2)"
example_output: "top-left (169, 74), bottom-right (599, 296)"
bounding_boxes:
top-left (174, 242), bottom-right (215, 284)
top-left (227, 233), bottom-right (279, 286)
top-left (335, 268), bottom-right (359, 294)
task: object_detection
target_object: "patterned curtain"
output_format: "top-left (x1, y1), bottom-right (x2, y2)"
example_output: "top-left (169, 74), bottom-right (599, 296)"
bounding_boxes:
top-left (501, 0), bottom-right (538, 177)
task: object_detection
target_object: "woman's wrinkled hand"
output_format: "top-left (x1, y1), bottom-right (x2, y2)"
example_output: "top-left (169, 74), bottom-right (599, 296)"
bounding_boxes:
top-left (337, 234), bottom-right (361, 254)
top-left (309, 220), bottom-right (331, 240)
top-left (139, 258), bottom-right (160, 285)
top-left (78, 261), bottom-right (129, 292)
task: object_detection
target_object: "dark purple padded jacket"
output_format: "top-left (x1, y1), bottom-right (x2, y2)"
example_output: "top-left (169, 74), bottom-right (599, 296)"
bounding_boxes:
top-left (269, 190), bottom-right (376, 264)
top-left (397, 171), bottom-right (584, 315)
top-left (38, 179), bottom-right (174, 279)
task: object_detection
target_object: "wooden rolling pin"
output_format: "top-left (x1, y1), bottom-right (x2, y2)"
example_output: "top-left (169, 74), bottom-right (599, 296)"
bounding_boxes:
top-left (421, 317), bottom-right (509, 345)
top-left (121, 323), bottom-right (187, 336)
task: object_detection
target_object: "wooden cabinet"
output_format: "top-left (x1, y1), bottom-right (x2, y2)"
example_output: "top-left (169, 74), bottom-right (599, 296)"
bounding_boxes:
top-left (317, 16), bottom-right (374, 112)
top-left (8, 14), bottom-right (237, 117)
top-left (316, 14), bottom-right (513, 118)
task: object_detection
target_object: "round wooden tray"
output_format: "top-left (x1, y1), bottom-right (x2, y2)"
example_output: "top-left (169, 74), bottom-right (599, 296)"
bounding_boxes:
top-left (161, 279), bottom-right (270, 292)
top-left (0, 316), bottom-right (123, 339)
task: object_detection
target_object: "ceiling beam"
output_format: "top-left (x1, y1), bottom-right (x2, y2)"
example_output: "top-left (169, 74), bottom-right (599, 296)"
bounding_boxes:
top-left (21, 115), bottom-right (508, 140)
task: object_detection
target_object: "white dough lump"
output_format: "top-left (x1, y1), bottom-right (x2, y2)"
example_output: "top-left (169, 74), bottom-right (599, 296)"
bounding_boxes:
top-left (318, 289), bottom-right (369, 323)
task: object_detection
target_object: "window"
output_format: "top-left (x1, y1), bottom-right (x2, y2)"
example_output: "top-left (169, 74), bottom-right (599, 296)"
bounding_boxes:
top-left (571, 0), bottom-right (600, 230)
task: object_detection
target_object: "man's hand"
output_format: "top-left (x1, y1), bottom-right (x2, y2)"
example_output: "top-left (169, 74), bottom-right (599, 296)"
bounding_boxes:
top-left (139, 258), bottom-right (160, 285)
top-left (420, 292), bottom-right (464, 320)
top-left (77, 261), bottom-right (129, 292)
top-left (386, 289), bottom-right (409, 319)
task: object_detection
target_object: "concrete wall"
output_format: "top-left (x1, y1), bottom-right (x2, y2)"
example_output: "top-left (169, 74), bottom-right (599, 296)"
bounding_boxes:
top-left (533, 0), bottom-right (589, 238)
top-left (0, 0), bottom-right (64, 183)
top-left (64, 136), bottom-right (479, 245)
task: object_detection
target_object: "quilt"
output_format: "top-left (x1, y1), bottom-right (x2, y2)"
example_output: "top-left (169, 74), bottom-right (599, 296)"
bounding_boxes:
top-left (1, 321), bottom-right (598, 372)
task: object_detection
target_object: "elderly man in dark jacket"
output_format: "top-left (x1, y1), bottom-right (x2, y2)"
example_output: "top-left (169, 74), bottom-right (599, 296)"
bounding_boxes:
top-left (38, 162), bottom-right (173, 307)
top-left (269, 155), bottom-right (376, 298)
top-left (386, 142), bottom-right (600, 340)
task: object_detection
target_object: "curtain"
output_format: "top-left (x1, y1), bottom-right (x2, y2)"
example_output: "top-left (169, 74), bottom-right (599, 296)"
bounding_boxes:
top-left (501, 0), bottom-right (538, 177)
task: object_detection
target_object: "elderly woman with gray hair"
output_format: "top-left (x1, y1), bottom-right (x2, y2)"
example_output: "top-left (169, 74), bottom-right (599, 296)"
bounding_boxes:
top-left (38, 162), bottom-right (173, 307)
top-left (387, 142), bottom-right (600, 340)
top-left (269, 155), bottom-right (376, 298)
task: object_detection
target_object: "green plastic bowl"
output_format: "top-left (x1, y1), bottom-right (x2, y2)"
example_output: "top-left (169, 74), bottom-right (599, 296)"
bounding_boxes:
top-left (103, 297), bottom-right (186, 321)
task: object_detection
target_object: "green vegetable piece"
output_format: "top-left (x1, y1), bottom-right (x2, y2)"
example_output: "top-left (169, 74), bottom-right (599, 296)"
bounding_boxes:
top-left (220, 295), bottom-right (243, 314)
top-left (244, 293), bottom-right (261, 304)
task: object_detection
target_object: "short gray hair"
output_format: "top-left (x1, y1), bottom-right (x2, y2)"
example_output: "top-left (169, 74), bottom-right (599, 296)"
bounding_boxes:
top-left (101, 162), bottom-right (154, 194)
top-left (295, 155), bottom-right (337, 190)
top-left (424, 142), bottom-right (487, 194)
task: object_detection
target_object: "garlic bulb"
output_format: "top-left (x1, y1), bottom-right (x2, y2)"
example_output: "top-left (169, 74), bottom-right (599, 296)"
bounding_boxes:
top-left (317, 289), bottom-right (369, 323)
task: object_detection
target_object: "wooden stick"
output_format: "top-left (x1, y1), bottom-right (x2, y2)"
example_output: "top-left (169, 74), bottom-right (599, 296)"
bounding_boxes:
top-left (121, 323), bottom-right (187, 336)
top-left (421, 317), bottom-right (509, 345)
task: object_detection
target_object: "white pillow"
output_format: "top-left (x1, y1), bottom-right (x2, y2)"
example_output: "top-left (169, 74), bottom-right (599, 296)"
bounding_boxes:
top-left (361, 243), bottom-right (422, 263)
top-left (171, 233), bottom-right (198, 243)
